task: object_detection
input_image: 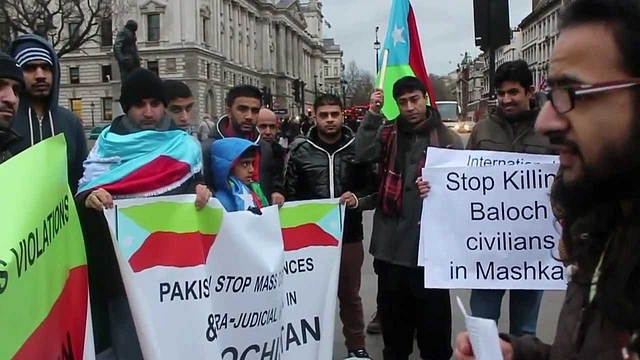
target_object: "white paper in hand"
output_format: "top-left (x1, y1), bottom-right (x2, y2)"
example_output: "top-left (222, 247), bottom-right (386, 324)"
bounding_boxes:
top-left (456, 296), bottom-right (504, 360)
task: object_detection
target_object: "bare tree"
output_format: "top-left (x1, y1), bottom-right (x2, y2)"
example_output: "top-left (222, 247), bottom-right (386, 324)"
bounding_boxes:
top-left (0, 0), bottom-right (113, 57)
top-left (429, 73), bottom-right (457, 102)
top-left (343, 61), bottom-right (375, 106)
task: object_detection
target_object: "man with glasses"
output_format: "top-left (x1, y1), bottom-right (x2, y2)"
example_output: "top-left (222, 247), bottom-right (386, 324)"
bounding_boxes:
top-left (466, 60), bottom-right (555, 338)
top-left (456, 0), bottom-right (640, 359)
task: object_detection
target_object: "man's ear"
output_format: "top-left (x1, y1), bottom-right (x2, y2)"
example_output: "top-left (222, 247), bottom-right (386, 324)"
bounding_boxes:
top-left (226, 106), bottom-right (232, 118)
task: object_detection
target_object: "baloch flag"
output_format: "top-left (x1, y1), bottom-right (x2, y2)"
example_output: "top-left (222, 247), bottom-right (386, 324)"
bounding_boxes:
top-left (0, 135), bottom-right (94, 359)
top-left (77, 127), bottom-right (203, 198)
top-left (377, 0), bottom-right (437, 120)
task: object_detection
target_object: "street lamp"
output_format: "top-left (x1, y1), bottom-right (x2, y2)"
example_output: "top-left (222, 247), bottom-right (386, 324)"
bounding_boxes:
top-left (374, 26), bottom-right (381, 73)
top-left (90, 102), bottom-right (95, 127)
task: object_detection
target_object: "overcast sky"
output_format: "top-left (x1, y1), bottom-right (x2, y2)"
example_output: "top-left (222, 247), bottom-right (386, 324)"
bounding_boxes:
top-left (320, 0), bottom-right (532, 76)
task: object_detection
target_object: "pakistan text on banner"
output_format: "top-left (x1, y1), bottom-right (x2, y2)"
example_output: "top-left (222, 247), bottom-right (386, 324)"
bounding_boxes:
top-left (420, 163), bottom-right (565, 290)
top-left (0, 135), bottom-right (94, 360)
top-left (425, 148), bottom-right (559, 168)
top-left (104, 197), bottom-right (342, 359)
top-left (418, 148), bottom-right (559, 267)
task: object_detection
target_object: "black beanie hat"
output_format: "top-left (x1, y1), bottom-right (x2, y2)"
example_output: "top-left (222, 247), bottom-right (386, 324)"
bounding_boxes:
top-left (120, 68), bottom-right (166, 114)
top-left (0, 51), bottom-right (24, 89)
top-left (163, 79), bottom-right (192, 102)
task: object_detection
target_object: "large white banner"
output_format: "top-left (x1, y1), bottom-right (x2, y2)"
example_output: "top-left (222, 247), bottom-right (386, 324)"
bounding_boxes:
top-left (420, 149), bottom-right (564, 290)
top-left (104, 197), bottom-right (343, 359)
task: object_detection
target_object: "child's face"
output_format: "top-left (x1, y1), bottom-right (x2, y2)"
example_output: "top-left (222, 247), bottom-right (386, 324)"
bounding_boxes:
top-left (232, 156), bottom-right (255, 185)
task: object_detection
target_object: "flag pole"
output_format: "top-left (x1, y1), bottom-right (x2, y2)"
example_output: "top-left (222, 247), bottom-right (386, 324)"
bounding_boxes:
top-left (377, 49), bottom-right (390, 89)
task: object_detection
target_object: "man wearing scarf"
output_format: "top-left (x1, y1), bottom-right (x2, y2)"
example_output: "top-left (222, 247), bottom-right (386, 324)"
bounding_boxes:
top-left (201, 85), bottom-right (285, 206)
top-left (75, 68), bottom-right (211, 358)
top-left (466, 60), bottom-right (555, 339)
top-left (355, 76), bottom-right (463, 360)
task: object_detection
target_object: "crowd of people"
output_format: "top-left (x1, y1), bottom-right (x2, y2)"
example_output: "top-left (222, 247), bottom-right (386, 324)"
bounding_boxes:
top-left (1, 0), bottom-right (640, 359)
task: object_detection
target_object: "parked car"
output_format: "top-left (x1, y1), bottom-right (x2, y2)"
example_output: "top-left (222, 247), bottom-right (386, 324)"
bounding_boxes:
top-left (88, 125), bottom-right (108, 140)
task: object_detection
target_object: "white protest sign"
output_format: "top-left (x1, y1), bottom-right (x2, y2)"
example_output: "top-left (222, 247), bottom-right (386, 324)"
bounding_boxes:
top-left (418, 148), bottom-right (559, 266)
top-left (420, 163), bottom-right (565, 290)
top-left (425, 148), bottom-right (559, 168)
top-left (104, 197), bottom-right (343, 359)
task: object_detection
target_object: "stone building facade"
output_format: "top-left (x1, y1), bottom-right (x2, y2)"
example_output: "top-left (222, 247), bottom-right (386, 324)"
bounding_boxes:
top-left (55, 0), bottom-right (342, 125)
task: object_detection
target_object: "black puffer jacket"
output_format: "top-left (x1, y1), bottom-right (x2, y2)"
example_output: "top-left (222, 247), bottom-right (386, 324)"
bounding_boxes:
top-left (286, 126), bottom-right (376, 243)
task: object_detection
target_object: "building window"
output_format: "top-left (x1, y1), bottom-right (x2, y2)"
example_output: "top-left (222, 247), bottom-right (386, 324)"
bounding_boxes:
top-left (147, 60), bottom-right (159, 75)
top-left (324, 66), bottom-right (329, 77)
top-left (202, 17), bottom-right (209, 44)
top-left (69, 98), bottom-right (82, 120)
top-left (166, 58), bottom-right (176, 72)
top-left (233, 73), bottom-right (236, 85)
top-left (101, 65), bottom-right (112, 83)
top-left (102, 97), bottom-right (113, 121)
top-left (68, 22), bottom-right (80, 42)
top-left (101, 18), bottom-right (113, 46)
top-left (69, 67), bottom-right (80, 84)
top-left (147, 14), bottom-right (161, 42)
top-left (206, 63), bottom-right (211, 79)
top-left (334, 67), bottom-right (338, 76)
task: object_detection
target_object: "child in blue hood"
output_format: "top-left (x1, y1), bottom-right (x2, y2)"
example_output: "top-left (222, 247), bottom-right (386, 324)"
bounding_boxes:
top-left (211, 137), bottom-right (269, 212)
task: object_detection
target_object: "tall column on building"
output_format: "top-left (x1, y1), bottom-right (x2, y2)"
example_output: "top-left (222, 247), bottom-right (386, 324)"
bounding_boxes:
top-left (240, 9), bottom-right (246, 65)
top-left (234, 5), bottom-right (240, 63)
top-left (277, 23), bottom-right (286, 73)
top-left (288, 28), bottom-right (294, 75)
top-left (223, 0), bottom-right (229, 59)
top-left (292, 32), bottom-right (299, 78)
top-left (250, 15), bottom-right (256, 69)
top-left (261, 18), bottom-right (269, 71)
top-left (297, 37), bottom-right (303, 79)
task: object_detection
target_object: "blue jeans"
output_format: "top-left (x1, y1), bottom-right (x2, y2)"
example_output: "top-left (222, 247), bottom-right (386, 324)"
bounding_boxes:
top-left (469, 289), bottom-right (544, 336)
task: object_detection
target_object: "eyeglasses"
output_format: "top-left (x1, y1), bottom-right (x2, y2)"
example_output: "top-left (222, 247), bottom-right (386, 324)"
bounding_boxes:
top-left (545, 78), bottom-right (640, 114)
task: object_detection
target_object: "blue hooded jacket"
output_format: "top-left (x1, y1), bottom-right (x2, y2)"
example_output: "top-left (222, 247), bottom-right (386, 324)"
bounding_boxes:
top-left (9, 35), bottom-right (88, 193)
top-left (211, 137), bottom-right (264, 212)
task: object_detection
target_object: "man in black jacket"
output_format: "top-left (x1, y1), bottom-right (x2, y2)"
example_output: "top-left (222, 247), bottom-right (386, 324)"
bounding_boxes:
top-left (286, 94), bottom-right (375, 360)
top-left (0, 51), bottom-right (23, 164)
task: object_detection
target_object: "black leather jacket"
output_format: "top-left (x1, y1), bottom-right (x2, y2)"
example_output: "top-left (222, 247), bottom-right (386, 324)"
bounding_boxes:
top-left (286, 126), bottom-right (376, 242)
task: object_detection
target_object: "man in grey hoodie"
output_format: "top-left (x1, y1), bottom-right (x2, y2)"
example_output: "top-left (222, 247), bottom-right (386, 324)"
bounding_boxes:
top-left (9, 35), bottom-right (88, 193)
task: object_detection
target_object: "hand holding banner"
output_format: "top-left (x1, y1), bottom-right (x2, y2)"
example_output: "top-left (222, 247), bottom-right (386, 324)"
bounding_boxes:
top-left (104, 198), bottom-right (343, 359)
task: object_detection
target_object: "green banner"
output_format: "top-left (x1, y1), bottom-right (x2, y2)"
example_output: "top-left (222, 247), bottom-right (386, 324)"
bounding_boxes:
top-left (0, 135), bottom-right (90, 359)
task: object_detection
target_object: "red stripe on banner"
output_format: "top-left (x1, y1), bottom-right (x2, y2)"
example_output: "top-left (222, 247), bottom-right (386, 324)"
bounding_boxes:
top-left (13, 266), bottom-right (89, 360)
top-left (407, 5), bottom-right (438, 108)
top-left (283, 224), bottom-right (339, 251)
top-left (101, 155), bottom-right (191, 195)
top-left (129, 232), bottom-right (217, 272)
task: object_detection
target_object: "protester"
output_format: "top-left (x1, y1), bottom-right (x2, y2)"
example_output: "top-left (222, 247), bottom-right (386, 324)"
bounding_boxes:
top-left (356, 76), bottom-right (464, 359)
top-left (258, 108), bottom-right (286, 186)
top-left (163, 79), bottom-right (194, 131)
top-left (8, 34), bottom-right (87, 193)
top-left (75, 68), bottom-right (211, 358)
top-left (286, 94), bottom-right (375, 360)
top-left (201, 85), bottom-right (285, 206)
top-left (0, 51), bottom-right (23, 164)
top-left (198, 114), bottom-right (215, 141)
top-left (456, 0), bottom-right (640, 358)
top-left (465, 60), bottom-right (555, 337)
top-left (211, 137), bottom-right (268, 212)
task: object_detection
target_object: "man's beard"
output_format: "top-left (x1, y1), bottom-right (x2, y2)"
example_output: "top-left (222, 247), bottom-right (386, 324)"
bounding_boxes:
top-left (553, 121), bottom-right (640, 216)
